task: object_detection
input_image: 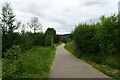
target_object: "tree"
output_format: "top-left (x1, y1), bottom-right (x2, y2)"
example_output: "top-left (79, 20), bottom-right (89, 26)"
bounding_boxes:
top-left (45, 33), bottom-right (52, 46)
top-left (97, 15), bottom-right (118, 54)
top-left (45, 28), bottom-right (56, 35)
top-left (0, 2), bottom-right (20, 53)
top-left (72, 14), bottom-right (119, 56)
top-left (118, 12), bottom-right (120, 27)
top-left (44, 28), bottom-right (56, 47)
top-left (28, 17), bottom-right (42, 33)
top-left (73, 23), bottom-right (98, 54)
top-left (1, 2), bottom-right (19, 34)
top-left (54, 34), bottom-right (61, 43)
top-left (0, 21), bottom-right (2, 34)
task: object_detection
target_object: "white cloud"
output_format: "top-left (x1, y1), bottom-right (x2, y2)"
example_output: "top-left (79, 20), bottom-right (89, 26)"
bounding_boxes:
top-left (0, 0), bottom-right (119, 34)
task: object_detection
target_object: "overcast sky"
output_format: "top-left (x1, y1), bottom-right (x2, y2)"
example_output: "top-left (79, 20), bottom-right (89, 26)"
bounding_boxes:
top-left (0, 0), bottom-right (119, 34)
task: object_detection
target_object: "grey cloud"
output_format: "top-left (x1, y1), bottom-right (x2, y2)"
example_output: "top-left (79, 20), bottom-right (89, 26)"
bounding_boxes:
top-left (82, 2), bottom-right (108, 6)
top-left (0, 0), bottom-right (119, 34)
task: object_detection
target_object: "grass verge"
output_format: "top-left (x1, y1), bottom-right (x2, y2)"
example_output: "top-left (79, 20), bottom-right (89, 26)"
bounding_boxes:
top-left (2, 46), bottom-right (56, 78)
top-left (64, 42), bottom-right (119, 79)
top-left (0, 60), bottom-right (1, 78)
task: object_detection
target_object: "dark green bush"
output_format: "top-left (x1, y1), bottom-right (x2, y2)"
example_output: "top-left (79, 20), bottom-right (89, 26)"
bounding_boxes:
top-left (44, 28), bottom-right (57, 46)
top-left (20, 32), bottom-right (33, 51)
top-left (32, 33), bottom-right (45, 46)
top-left (73, 14), bottom-right (119, 55)
top-left (73, 23), bottom-right (99, 54)
top-left (2, 33), bottom-right (21, 56)
top-left (72, 14), bottom-right (119, 69)
top-left (96, 15), bottom-right (118, 54)
top-left (45, 34), bottom-right (52, 46)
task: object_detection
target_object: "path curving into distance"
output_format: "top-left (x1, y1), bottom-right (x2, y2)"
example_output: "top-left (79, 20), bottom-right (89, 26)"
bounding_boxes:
top-left (50, 44), bottom-right (111, 78)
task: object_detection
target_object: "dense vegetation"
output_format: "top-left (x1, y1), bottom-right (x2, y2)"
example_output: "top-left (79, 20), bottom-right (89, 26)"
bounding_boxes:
top-left (2, 46), bottom-right (56, 78)
top-left (1, 2), bottom-right (119, 79)
top-left (65, 14), bottom-right (120, 79)
top-left (73, 15), bottom-right (119, 55)
top-left (0, 2), bottom-right (61, 78)
top-left (1, 2), bottom-right (61, 54)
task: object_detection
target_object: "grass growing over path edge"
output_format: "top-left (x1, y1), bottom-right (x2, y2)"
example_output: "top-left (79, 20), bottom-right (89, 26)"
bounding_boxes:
top-left (64, 42), bottom-right (119, 79)
top-left (2, 45), bottom-right (59, 78)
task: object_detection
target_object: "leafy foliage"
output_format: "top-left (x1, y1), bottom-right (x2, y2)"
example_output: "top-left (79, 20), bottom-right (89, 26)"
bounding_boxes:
top-left (69, 14), bottom-right (119, 79)
top-left (2, 47), bottom-right (56, 78)
top-left (96, 15), bottom-right (118, 54)
top-left (4, 45), bottom-right (21, 60)
top-left (2, 33), bottom-right (22, 57)
top-left (45, 33), bottom-right (52, 46)
top-left (73, 23), bottom-right (99, 54)
top-left (73, 14), bottom-right (119, 55)
top-left (0, 2), bottom-right (60, 79)
top-left (44, 28), bottom-right (61, 46)
top-left (1, 3), bottom-right (21, 54)
top-left (32, 33), bottom-right (45, 46)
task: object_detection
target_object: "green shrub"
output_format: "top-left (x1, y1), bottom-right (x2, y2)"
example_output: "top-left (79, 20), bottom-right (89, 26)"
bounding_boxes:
top-left (45, 34), bottom-right (52, 46)
top-left (2, 33), bottom-right (22, 56)
top-left (32, 33), bottom-right (45, 46)
top-left (20, 33), bottom-right (33, 51)
top-left (96, 15), bottom-right (118, 54)
top-left (73, 23), bottom-right (99, 54)
top-left (73, 14), bottom-right (119, 56)
top-left (71, 14), bottom-right (119, 69)
top-left (4, 45), bottom-right (21, 60)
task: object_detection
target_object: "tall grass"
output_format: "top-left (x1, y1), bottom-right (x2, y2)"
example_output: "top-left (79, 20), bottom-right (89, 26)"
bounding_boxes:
top-left (2, 46), bottom-right (56, 78)
top-left (65, 42), bottom-right (119, 79)
top-left (0, 60), bottom-right (2, 78)
top-left (66, 14), bottom-right (119, 79)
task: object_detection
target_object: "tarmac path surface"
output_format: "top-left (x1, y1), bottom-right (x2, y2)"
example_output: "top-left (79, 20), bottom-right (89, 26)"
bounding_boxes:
top-left (50, 44), bottom-right (111, 78)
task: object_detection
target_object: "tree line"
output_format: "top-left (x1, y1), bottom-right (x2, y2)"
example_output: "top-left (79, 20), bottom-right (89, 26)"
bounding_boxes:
top-left (0, 2), bottom-right (61, 58)
top-left (70, 14), bottom-right (120, 69)
top-left (72, 14), bottom-right (119, 55)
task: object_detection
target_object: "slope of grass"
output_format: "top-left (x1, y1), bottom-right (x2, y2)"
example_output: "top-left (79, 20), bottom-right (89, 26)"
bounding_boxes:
top-left (64, 42), bottom-right (119, 79)
top-left (2, 46), bottom-right (56, 78)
